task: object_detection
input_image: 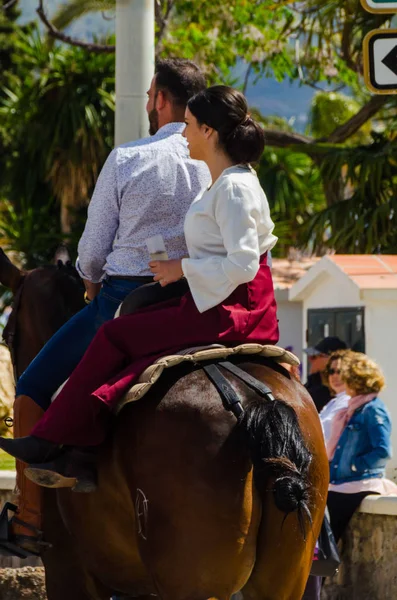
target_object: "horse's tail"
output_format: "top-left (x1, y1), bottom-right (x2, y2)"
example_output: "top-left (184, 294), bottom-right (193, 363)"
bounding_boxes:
top-left (239, 398), bottom-right (312, 535)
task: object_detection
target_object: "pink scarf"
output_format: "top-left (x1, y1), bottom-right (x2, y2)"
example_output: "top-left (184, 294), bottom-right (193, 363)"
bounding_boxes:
top-left (327, 393), bottom-right (377, 461)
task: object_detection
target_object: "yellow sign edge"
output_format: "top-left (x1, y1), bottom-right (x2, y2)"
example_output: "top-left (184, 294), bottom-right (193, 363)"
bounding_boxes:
top-left (363, 28), bottom-right (397, 94)
top-left (361, 0), bottom-right (397, 14)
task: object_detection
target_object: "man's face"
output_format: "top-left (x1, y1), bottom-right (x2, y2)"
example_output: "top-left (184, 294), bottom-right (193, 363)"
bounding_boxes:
top-left (146, 76), bottom-right (159, 135)
top-left (308, 353), bottom-right (329, 374)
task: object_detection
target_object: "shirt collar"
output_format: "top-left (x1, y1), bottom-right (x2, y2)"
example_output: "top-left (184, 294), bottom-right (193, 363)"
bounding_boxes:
top-left (154, 122), bottom-right (185, 139)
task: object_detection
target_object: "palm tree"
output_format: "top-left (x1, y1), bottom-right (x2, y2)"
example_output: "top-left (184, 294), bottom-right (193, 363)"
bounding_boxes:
top-left (258, 147), bottom-right (325, 256)
top-left (5, 0), bottom-right (397, 261)
top-left (304, 134), bottom-right (397, 254)
top-left (0, 26), bottom-right (115, 263)
top-left (308, 91), bottom-right (372, 144)
top-left (51, 0), bottom-right (115, 32)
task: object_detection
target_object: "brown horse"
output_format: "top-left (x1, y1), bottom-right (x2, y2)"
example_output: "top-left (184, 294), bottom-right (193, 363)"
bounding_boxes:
top-left (0, 248), bottom-right (329, 600)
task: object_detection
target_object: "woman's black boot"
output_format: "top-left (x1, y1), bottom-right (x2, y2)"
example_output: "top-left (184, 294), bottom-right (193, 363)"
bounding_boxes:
top-left (0, 435), bottom-right (63, 464)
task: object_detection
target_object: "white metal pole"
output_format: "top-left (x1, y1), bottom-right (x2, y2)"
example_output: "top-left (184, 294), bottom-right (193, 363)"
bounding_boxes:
top-left (115, 0), bottom-right (155, 145)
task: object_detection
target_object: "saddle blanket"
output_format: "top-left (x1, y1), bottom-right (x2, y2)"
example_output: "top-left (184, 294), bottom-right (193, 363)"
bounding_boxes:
top-left (115, 343), bottom-right (299, 414)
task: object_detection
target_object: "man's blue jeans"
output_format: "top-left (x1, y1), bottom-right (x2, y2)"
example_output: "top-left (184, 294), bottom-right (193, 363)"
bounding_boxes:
top-left (16, 278), bottom-right (146, 410)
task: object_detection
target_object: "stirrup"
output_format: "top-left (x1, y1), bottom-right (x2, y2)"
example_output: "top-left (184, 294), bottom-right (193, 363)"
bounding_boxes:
top-left (0, 502), bottom-right (50, 557)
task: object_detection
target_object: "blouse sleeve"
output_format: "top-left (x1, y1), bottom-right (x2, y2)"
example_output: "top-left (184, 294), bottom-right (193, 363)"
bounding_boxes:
top-left (182, 181), bottom-right (268, 313)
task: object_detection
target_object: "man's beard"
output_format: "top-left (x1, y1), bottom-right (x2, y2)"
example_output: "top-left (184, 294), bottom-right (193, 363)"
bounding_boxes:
top-left (148, 108), bottom-right (159, 135)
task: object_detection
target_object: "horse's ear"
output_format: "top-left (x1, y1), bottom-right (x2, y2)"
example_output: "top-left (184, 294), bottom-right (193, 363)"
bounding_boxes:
top-left (54, 244), bottom-right (71, 266)
top-left (0, 248), bottom-right (23, 293)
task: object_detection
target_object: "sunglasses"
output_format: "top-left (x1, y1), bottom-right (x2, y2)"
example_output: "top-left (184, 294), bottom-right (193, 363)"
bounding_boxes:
top-left (328, 368), bottom-right (341, 375)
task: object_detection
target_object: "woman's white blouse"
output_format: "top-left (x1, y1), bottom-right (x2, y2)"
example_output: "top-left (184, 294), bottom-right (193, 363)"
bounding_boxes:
top-left (320, 391), bottom-right (351, 447)
top-left (182, 165), bottom-right (277, 313)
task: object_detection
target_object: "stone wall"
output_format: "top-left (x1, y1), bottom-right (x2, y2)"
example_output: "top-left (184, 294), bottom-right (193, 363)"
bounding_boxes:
top-left (322, 497), bottom-right (397, 600)
top-left (0, 567), bottom-right (45, 599)
top-left (0, 485), bottom-right (45, 599)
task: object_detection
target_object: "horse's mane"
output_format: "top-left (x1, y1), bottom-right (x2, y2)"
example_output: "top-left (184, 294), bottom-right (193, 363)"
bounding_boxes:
top-left (142, 356), bottom-right (312, 537)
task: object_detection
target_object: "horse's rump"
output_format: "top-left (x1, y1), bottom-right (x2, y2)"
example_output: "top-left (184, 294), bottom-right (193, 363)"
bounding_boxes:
top-left (58, 357), bottom-right (327, 599)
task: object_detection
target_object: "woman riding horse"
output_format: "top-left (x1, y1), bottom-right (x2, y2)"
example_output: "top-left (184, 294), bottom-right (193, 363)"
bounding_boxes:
top-left (1, 86), bottom-right (307, 554)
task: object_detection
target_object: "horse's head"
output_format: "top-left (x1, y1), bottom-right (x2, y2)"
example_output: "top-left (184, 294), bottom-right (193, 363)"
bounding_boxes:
top-left (0, 246), bottom-right (85, 377)
top-left (0, 248), bottom-right (24, 296)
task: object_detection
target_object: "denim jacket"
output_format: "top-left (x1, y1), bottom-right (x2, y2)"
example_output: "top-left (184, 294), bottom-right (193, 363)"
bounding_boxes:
top-left (329, 397), bottom-right (392, 484)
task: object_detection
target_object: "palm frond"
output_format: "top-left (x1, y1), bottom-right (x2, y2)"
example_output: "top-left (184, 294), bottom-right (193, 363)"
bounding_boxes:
top-left (1, 27), bottom-right (115, 243)
top-left (301, 133), bottom-right (397, 253)
top-left (52, 0), bottom-right (115, 31)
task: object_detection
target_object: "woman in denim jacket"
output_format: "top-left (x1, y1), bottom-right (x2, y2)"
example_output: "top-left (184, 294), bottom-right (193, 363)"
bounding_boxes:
top-left (325, 351), bottom-right (397, 542)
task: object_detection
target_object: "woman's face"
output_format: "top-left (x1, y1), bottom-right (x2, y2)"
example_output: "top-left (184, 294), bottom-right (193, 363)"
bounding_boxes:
top-left (183, 107), bottom-right (209, 161)
top-left (328, 359), bottom-right (346, 394)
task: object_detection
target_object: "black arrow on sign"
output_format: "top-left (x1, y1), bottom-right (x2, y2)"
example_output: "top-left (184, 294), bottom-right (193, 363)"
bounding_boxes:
top-left (382, 45), bottom-right (397, 77)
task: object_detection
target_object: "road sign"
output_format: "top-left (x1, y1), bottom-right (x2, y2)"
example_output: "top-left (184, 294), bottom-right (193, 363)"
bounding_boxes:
top-left (361, 0), bottom-right (397, 13)
top-left (364, 29), bottom-right (397, 94)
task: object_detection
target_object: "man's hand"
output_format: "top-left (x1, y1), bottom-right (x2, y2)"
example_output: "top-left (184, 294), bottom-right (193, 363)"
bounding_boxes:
top-left (149, 259), bottom-right (184, 287)
top-left (83, 279), bottom-right (102, 302)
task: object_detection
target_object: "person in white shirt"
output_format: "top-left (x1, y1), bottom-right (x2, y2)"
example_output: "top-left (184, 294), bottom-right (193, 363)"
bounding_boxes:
top-left (6, 58), bottom-right (209, 555)
top-left (320, 351), bottom-right (351, 446)
top-left (1, 86), bottom-right (280, 498)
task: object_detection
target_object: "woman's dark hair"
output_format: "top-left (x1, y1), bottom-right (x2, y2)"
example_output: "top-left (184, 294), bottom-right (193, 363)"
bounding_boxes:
top-left (187, 85), bottom-right (265, 163)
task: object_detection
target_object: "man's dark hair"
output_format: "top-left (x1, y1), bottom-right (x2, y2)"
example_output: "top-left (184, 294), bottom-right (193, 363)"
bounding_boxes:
top-left (155, 59), bottom-right (206, 108)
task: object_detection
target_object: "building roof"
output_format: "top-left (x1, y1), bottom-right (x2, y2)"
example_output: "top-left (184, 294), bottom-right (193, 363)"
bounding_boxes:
top-left (328, 255), bottom-right (397, 289)
top-left (271, 257), bottom-right (320, 289)
top-left (289, 254), bottom-right (397, 302)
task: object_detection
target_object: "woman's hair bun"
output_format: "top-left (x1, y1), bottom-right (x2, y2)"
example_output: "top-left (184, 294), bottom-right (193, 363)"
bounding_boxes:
top-left (187, 86), bottom-right (265, 164)
top-left (224, 117), bottom-right (265, 164)
top-left (242, 114), bottom-right (254, 126)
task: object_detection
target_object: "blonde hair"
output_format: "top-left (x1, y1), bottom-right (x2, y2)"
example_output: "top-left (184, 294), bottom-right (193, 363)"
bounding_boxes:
top-left (323, 350), bottom-right (354, 393)
top-left (340, 352), bottom-right (385, 396)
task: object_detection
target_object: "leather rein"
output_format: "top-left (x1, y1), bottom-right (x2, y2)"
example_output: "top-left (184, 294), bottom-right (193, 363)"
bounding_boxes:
top-left (202, 360), bottom-right (275, 419)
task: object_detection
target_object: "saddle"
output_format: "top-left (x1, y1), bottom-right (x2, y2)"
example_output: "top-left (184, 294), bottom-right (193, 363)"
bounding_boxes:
top-left (114, 281), bottom-right (300, 414)
top-left (51, 282), bottom-right (300, 413)
top-left (116, 279), bottom-right (189, 317)
top-left (116, 343), bottom-right (299, 414)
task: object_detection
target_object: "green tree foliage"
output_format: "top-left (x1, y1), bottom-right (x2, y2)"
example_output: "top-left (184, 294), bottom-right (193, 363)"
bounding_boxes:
top-left (0, 26), bottom-right (115, 265)
top-left (51, 0), bottom-right (115, 32)
top-left (258, 148), bottom-right (325, 256)
top-left (308, 91), bottom-right (372, 144)
top-left (253, 112), bottom-right (325, 255)
top-left (304, 133), bottom-right (397, 253)
top-left (2, 0), bottom-right (397, 262)
top-left (0, 2), bottom-right (20, 87)
top-left (51, 0), bottom-right (297, 83)
top-left (0, 2), bottom-right (21, 168)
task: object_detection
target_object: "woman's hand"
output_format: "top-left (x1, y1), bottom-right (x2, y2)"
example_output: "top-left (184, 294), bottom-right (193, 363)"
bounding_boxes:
top-left (149, 259), bottom-right (184, 287)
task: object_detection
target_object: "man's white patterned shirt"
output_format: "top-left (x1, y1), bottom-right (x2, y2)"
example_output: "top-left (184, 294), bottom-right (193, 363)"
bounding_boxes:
top-left (76, 122), bottom-right (210, 282)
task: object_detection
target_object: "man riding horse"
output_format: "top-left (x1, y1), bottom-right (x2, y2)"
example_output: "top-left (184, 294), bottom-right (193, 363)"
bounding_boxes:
top-left (0, 58), bottom-right (209, 555)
